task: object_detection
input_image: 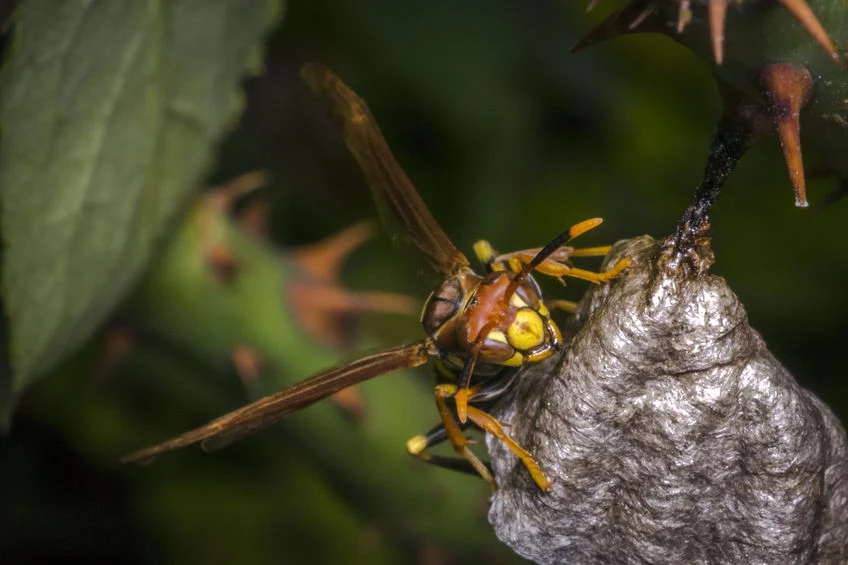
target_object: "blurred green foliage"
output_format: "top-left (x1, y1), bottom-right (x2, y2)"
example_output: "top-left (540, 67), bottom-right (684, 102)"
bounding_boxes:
top-left (2, 1), bottom-right (847, 564)
top-left (0, 0), bottom-right (281, 419)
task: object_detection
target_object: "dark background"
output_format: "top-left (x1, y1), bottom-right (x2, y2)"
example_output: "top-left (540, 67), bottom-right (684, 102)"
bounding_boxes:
top-left (3, 1), bottom-right (846, 564)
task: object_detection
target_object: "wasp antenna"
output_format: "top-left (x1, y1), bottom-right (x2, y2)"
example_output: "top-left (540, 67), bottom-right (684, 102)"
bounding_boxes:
top-left (464, 325), bottom-right (491, 384)
top-left (455, 361), bottom-right (475, 423)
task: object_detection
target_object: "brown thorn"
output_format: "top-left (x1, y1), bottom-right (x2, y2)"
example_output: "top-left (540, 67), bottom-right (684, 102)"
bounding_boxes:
top-left (341, 291), bottom-right (419, 316)
top-left (761, 62), bottom-right (815, 207)
top-left (199, 171), bottom-right (269, 284)
top-left (571, 0), bottom-right (660, 53)
top-left (629, 0), bottom-right (657, 29)
top-left (709, 0), bottom-right (729, 65)
top-left (586, 0), bottom-right (600, 12)
top-left (288, 282), bottom-right (418, 348)
top-left (231, 345), bottom-right (263, 399)
top-left (236, 199), bottom-right (271, 240)
top-left (776, 0), bottom-right (841, 64)
top-left (293, 221), bottom-right (376, 284)
top-left (677, 0), bottom-right (692, 33)
top-left (292, 284), bottom-right (418, 316)
top-left (207, 242), bottom-right (240, 284)
top-left (207, 171), bottom-right (270, 212)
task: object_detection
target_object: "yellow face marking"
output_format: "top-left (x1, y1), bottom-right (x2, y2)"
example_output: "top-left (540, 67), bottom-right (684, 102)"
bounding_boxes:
top-left (484, 329), bottom-right (509, 345)
top-left (507, 308), bottom-right (545, 352)
top-left (501, 351), bottom-right (524, 366)
top-left (537, 302), bottom-right (550, 317)
top-left (509, 292), bottom-right (529, 308)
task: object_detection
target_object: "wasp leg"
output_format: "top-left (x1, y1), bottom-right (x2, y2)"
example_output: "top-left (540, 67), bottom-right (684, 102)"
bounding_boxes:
top-left (476, 241), bottom-right (610, 276)
top-left (406, 423), bottom-right (490, 477)
top-left (483, 243), bottom-right (612, 275)
top-left (567, 245), bottom-right (612, 257)
top-left (421, 384), bottom-right (495, 486)
top-left (496, 246), bottom-right (628, 284)
top-left (499, 244), bottom-right (612, 268)
top-left (464, 404), bottom-right (552, 491)
top-left (545, 299), bottom-right (578, 314)
top-left (516, 256), bottom-right (631, 284)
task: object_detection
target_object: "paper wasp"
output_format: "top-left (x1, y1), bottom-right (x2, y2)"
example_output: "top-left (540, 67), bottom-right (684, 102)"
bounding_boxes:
top-left (123, 66), bottom-right (630, 491)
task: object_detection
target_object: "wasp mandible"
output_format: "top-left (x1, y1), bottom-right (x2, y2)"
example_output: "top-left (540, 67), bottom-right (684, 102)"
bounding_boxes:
top-left (123, 66), bottom-right (631, 491)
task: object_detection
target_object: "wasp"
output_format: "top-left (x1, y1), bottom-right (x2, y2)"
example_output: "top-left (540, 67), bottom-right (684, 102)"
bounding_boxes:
top-left (122, 66), bottom-right (630, 491)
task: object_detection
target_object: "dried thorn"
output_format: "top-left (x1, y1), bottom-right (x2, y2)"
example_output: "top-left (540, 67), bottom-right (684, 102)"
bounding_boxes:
top-left (677, 0), bottom-right (692, 33)
top-left (571, 0), bottom-right (660, 53)
top-left (291, 282), bottom-right (418, 317)
top-left (761, 63), bottom-right (815, 207)
top-left (629, 0), bottom-right (658, 29)
top-left (342, 291), bottom-right (419, 316)
top-left (288, 282), bottom-right (418, 348)
top-left (776, 0), bottom-right (841, 64)
top-left (199, 171), bottom-right (268, 284)
top-left (207, 171), bottom-right (270, 213)
top-left (289, 221), bottom-right (417, 347)
top-left (288, 283), bottom-right (354, 347)
top-left (586, 0), bottom-right (600, 12)
top-left (207, 242), bottom-right (240, 284)
top-left (231, 345), bottom-right (264, 399)
top-left (709, 0), bottom-right (729, 65)
top-left (236, 199), bottom-right (271, 240)
top-left (293, 221), bottom-right (376, 285)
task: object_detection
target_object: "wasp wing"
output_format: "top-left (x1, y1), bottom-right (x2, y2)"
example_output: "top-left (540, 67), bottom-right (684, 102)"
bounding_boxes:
top-left (122, 341), bottom-right (431, 464)
top-left (302, 64), bottom-right (469, 277)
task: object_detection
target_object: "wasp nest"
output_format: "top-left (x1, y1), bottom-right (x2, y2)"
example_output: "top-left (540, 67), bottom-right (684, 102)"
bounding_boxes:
top-left (487, 228), bottom-right (848, 564)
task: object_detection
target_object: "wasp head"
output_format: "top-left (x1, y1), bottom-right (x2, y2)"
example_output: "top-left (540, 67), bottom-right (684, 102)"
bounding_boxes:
top-left (421, 271), bottom-right (563, 367)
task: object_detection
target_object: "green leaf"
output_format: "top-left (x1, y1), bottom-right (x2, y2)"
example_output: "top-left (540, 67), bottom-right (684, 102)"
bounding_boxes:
top-left (0, 0), bottom-right (283, 420)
